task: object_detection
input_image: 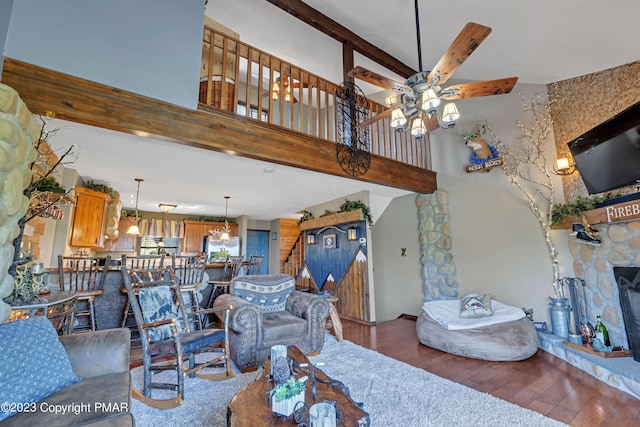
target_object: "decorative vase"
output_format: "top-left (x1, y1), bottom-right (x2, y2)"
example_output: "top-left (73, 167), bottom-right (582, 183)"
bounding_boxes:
top-left (271, 392), bottom-right (304, 417)
top-left (549, 297), bottom-right (571, 338)
top-left (309, 402), bottom-right (337, 427)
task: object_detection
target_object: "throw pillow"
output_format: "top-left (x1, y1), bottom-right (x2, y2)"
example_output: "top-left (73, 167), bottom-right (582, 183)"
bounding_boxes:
top-left (139, 286), bottom-right (179, 342)
top-left (460, 294), bottom-right (493, 318)
top-left (231, 274), bottom-right (295, 312)
top-left (0, 316), bottom-right (81, 421)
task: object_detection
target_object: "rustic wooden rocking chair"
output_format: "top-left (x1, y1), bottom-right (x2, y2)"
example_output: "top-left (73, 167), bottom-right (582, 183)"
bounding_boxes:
top-left (122, 266), bottom-right (233, 409)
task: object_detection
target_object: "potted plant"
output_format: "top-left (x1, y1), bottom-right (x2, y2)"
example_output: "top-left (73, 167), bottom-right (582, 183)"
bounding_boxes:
top-left (212, 248), bottom-right (230, 261)
top-left (268, 355), bottom-right (306, 417)
top-left (269, 377), bottom-right (306, 416)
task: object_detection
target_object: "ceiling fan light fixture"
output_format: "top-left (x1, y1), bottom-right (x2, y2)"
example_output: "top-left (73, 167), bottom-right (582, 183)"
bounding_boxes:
top-left (410, 116), bottom-right (426, 136)
top-left (421, 88), bottom-right (440, 112)
top-left (390, 108), bottom-right (407, 128)
top-left (441, 102), bottom-right (460, 124)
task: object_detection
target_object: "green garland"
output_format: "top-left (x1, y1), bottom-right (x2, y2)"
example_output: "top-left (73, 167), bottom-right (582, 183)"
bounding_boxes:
top-left (339, 199), bottom-right (373, 226)
top-left (83, 180), bottom-right (118, 200)
top-left (551, 193), bottom-right (618, 225)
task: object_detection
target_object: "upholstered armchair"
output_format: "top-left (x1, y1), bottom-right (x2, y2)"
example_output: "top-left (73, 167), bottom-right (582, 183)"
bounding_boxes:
top-left (213, 274), bottom-right (329, 372)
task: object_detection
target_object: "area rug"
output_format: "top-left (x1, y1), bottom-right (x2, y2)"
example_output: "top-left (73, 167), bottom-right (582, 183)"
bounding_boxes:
top-left (131, 336), bottom-right (567, 426)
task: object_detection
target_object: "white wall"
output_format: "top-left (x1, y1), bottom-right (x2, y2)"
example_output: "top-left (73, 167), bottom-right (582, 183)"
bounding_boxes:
top-left (0, 0), bottom-right (12, 75)
top-left (4, 0), bottom-right (204, 109)
top-left (431, 84), bottom-right (571, 325)
top-left (371, 83), bottom-right (573, 324)
top-left (371, 193), bottom-right (423, 321)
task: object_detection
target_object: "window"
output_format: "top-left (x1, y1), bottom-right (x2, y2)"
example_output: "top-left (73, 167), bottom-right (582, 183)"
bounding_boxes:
top-left (237, 102), bottom-right (268, 121)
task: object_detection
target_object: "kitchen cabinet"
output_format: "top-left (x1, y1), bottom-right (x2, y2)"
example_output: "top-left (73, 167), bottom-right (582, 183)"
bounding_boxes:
top-left (182, 220), bottom-right (238, 252)
top-left (69, 187), bottom-right (110, 248)
top-left (98, 218), bottom-right (138, 252)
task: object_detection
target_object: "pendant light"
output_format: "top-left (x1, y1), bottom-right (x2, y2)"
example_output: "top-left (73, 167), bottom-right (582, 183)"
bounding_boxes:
top-left (126, 178), bottom-right (143, 235)
top-left (220, 196), bottom-right (231, 242)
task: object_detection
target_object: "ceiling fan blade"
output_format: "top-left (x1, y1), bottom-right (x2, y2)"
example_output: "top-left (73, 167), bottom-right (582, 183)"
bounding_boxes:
top-left (427, 22), bottom-right (492, 86)
top-left (357, 102), bottom-right (409, 128)
top-left (425, 114), bottom-right (440, 133)
top-left (348, 66), bottom-right (412, 94)
top-left (440, 77), bottom-right (518, 100)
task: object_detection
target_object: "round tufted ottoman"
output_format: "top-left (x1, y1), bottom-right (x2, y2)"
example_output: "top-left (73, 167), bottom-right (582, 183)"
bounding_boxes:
top-left (416, 310), bottom-right (539, 361)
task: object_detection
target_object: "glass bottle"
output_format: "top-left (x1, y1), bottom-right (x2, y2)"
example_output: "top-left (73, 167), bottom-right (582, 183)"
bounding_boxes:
top-left (595, 314), bottom-right (611, 347)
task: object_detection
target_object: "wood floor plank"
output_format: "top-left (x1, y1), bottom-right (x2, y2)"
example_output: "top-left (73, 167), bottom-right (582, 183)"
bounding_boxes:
top-left (340, 317), bottom-right (640, 426)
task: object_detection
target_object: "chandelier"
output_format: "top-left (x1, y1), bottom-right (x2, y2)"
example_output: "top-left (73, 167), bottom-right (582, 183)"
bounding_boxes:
top-left (271, 76), bottom-right (292, 103)
top-left (209, 196), bottom-right (231, 242)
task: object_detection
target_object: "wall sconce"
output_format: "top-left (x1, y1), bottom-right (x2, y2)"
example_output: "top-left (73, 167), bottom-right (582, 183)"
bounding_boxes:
top-left (307, 233), bottom-right (316, 245)
top-left (347, 227), bottom-right (357, 241)
top-left (553, 157), bottom-right (576, 175)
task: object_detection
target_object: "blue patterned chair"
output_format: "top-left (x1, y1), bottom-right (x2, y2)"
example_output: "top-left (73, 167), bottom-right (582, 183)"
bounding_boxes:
top-left (122, 266), bottom-right (233, 408)
top-left (213, 274), bottom-right (329, 372)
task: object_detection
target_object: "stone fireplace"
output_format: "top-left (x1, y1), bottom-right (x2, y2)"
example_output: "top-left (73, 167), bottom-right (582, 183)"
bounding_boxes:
top-left (569, 219), bottom-right (640, 350)
top-left (0, 83), bottom-right (41, 323)
top-left (536, 218), bottom-right (640, 399)
top-left (615, 266), bottom-right (640, 362)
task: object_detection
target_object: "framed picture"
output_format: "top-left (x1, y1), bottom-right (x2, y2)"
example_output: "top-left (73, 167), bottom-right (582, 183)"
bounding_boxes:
top-left (322, 234), bottom-right (336, 250)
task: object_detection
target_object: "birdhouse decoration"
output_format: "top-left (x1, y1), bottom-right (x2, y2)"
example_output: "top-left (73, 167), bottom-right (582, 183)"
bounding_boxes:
top-left (464, 129), bottom-right (504, 173)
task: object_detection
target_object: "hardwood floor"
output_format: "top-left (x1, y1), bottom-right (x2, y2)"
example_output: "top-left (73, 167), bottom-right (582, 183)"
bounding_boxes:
top-left (341, 317), bottom-right (640, 427)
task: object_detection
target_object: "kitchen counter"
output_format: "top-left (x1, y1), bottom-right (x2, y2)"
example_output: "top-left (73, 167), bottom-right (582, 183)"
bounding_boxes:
top-left (47, 266), bottom-right (219, 331)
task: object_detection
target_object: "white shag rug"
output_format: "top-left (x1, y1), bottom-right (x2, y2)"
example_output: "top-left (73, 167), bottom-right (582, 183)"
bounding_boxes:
top-left (131, 335), bottom-right (567, 426)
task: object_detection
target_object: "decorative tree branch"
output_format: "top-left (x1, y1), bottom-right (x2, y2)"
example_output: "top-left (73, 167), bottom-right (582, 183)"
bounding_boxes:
top-left (482, 92), bottom-right (563, 298)
top-left (9, 122), bottom-right (78, 276)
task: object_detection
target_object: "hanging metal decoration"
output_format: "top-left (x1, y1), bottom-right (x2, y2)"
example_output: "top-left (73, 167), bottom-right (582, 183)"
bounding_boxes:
top-left (335, 81), bottom-right (371, 176)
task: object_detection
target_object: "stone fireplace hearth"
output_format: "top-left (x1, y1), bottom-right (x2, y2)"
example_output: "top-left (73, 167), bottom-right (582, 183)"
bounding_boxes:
top-left (538, 218), bottom-right (640, 400)
top-left (569, 220), bottom-right (640, 349)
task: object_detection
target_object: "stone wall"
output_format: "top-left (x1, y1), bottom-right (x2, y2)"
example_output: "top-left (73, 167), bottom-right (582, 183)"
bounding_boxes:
top-left (548, 60), bottom-right (640, 202)
top-left (0, 83), bottom-right (41, 323)
top-left (416, 189), bottom-right (459, 300)
top-left (569, 220), bottom-right (640, 349)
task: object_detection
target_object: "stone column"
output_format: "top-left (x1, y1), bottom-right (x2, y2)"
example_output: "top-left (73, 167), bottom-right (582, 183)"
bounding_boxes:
top-left (0, 83), bottom-right (41, 323)
top-left (416, 189), bottom-right (459, 300)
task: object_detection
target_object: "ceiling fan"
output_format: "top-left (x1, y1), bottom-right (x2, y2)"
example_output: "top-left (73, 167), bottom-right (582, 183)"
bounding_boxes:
top-left (262, 75), bottom-right (309, 104)
top-left (348, 0), bottom-right (518, 136)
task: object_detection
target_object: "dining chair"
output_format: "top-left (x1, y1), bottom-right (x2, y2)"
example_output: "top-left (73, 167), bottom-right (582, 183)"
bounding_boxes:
top-left (171, 255), bottom-right (207, 329)
top-left (120, 254), bottom-right (167, 330)
top-left (122, 266), bottom-right (233, 409)
top-left (58, 255), bottom-right (111, 333)
top-left (206, 256), bottom-right (245, 308)
top-left (122, 254), bottom-right (166, 270)
top-left (248, 254), bottom-right (265, 275)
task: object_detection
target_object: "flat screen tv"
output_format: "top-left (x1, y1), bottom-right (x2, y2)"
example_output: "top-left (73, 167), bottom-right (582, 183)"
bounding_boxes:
top-left (569, 101), bottom-right (640, 194)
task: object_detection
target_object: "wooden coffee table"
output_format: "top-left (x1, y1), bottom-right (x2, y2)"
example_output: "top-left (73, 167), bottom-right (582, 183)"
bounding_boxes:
top-left (227, 346), bottom-right (369, 426)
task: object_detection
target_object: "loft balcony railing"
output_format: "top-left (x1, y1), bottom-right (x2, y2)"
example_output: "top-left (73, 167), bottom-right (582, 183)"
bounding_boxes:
top-left (200, 26), bottom-right (431, 170)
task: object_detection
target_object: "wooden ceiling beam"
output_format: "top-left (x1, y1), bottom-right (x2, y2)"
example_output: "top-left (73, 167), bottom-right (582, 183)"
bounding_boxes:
top-left (265, 0), bottom-right (416, 79)
top-left (1, 58), bottom-right (437, 195)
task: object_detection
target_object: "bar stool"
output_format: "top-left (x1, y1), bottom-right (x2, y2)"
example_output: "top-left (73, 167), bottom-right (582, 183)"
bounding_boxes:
top-left (58, 255), bottom-right (110, 333)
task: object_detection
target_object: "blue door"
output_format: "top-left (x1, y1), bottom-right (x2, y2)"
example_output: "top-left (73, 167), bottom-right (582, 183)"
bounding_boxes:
top-left (245, 230), bottom-right (269, 274)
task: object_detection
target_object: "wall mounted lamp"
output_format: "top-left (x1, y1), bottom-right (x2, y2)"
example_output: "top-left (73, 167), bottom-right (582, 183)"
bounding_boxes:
top-left (307, 233), bottom-right (316, 245)
top-left (347, 227), bottom-right (357, 241)
top-left (553, 157), bottom-right (576, 176)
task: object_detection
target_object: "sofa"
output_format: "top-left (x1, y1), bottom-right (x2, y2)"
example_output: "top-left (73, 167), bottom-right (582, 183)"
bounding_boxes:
top-left (0, 317), bottom-right (133, 426)
top-left (213, 274), bottom-right (329, 372)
